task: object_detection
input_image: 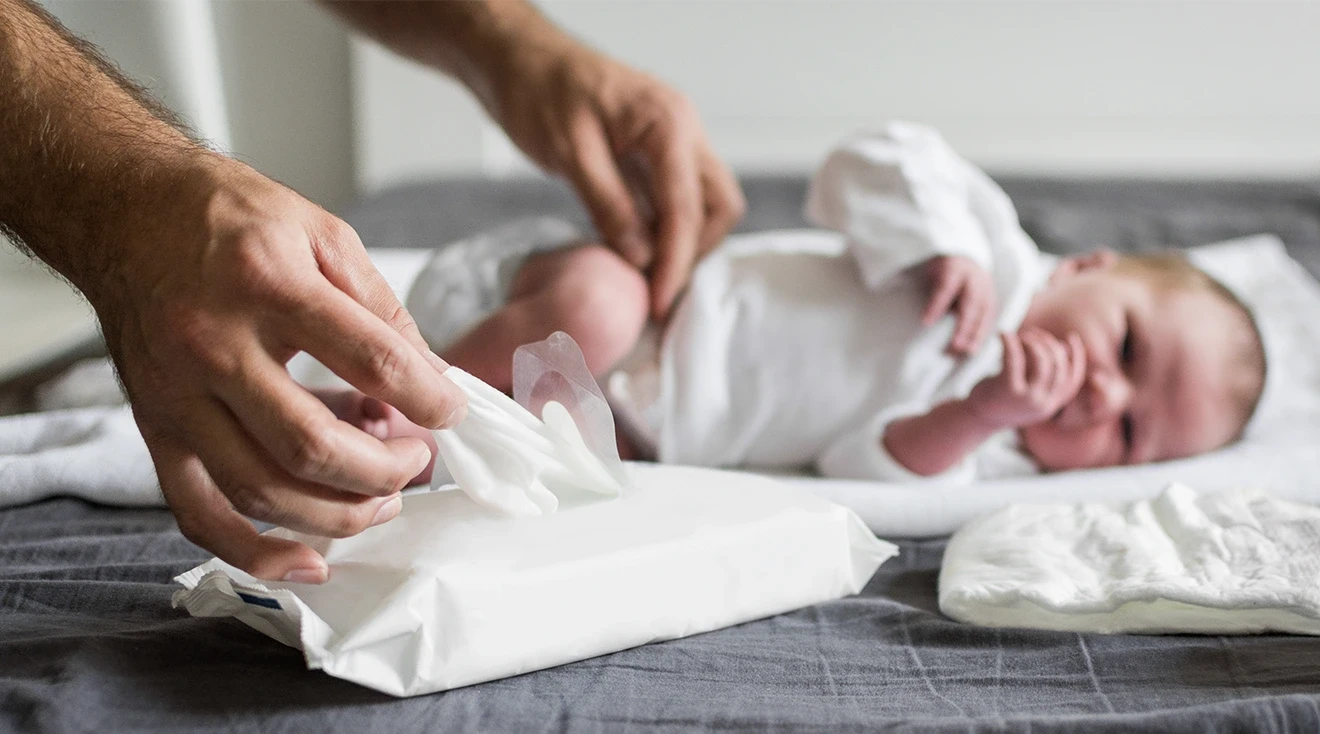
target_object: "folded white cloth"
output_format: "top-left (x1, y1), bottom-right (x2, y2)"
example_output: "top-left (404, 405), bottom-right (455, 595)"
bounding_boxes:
top-left (0, 406), bottom-right (159, 507)
top-left (940, 483), bottom-right (1320, 635)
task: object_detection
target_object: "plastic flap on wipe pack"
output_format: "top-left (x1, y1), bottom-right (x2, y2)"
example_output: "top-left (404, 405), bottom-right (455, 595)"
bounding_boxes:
top-left (172, 332), bottom-right (897, 696)
top-left (432, 332), bottom-right (627, 517)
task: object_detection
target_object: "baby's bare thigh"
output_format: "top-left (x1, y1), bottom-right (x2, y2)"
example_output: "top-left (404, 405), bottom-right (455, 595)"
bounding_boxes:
top-left (508, 243), bottom-right (650, 373)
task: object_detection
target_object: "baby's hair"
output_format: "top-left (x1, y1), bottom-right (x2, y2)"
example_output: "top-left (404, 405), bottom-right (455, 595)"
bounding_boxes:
top-left (1115, 252), bottom-right (1266, 441)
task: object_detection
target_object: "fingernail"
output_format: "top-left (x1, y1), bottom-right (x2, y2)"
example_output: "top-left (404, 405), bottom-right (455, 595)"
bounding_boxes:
top-left (442, 402), bottom-right (467, 428)
top-left (412, 446), bottom-right (433, 476)
top-left (370, 495), bottom-right (403, 527)
top-left (425, 351), bottom-right (450, 375)
top-left (282, 567), bottom-right (327, 585)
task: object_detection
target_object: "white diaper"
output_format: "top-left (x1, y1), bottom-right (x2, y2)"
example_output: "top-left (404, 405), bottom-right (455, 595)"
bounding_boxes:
top-left (405, 217), bottom-right (585, 351)
top-left (940, 483), bottom-right (1320, 635)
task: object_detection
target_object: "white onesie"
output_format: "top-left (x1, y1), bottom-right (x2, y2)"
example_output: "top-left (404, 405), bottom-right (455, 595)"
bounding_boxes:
top-left (408, 122), bottom-right (1049, 484)
top-left (633, 122), bottom-right (1049, 483)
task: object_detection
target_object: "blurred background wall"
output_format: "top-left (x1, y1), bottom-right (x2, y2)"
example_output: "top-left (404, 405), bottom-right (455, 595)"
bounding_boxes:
top-left (29, 0), bottom-right (1320, 215)
top-left (7, 0), bottom-right (1320, 382)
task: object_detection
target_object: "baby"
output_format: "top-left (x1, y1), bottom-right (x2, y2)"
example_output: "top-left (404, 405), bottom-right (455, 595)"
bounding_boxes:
top-left (338, 122), bottom-right (1266, 485)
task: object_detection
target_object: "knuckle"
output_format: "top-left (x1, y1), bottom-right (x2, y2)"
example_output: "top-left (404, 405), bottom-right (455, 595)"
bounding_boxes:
top-left (172, 511), bottom-right (208, 547)
top-left (384, 305), bottom-right (420, 338)
top-left (287, 421), bottom-right (336, 479)
top-left (363, 341), bottom-right (412, 392)
top-left (323, 216), bottom-right (363, 250)
top-left (228, 228), bottom-right (291, 300)
top-left (227, 480), bottom-right (278, 522)
top-left (324, 504), bottom-right (375, 539)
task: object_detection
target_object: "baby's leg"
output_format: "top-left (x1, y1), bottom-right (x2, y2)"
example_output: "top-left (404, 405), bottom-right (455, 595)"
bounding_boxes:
top-left (442, 244), bottom-right (651, 392)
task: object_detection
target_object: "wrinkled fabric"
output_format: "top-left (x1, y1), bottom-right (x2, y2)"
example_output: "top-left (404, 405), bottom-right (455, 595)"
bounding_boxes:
top-left (656, 123), bottom-right (1046, 481)
top-left (940, 483), bottom-right (1320, 634)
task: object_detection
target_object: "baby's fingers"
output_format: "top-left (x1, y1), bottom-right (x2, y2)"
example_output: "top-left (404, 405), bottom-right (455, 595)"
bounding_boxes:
top-left (1062, 332), bottom-right (1087, 399)
top-left (1000, 331), bottom-right (1026, 393)
top-left (1021, 329), bottom-right (1055, 389)
top-left (924, 271), bottom-right (963, 327)
top-left (949, 288), bottom-right (982, 356)
top-left (962, 279), bottom-right (997, 354)
top-left (969, 289), bottom-right (996, 354)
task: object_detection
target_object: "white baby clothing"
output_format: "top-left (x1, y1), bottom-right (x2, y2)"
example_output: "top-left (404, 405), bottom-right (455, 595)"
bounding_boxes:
top-left (650, 122), bottom-right (1047, 482)
top-left (408, 122), bottom-right (1048, 484)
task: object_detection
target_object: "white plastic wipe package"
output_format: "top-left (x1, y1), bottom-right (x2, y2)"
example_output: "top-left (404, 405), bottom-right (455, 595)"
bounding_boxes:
top-left (173, 333), bottom-right (896, 697)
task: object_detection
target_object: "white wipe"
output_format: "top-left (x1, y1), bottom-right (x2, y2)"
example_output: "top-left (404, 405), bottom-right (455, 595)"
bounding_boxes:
top-left (431, 367), bottom-right (622, 517)
top-left (173, 341), bottom-right (895, 696)
top-left (939, 483), bottom-right (1320, 635)
top-left (174, 463), bottom-right (895, 696)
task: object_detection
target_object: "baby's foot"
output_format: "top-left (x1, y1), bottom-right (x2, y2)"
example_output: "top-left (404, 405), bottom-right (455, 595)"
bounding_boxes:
top-left (318, 390), bottom-right (438, 487)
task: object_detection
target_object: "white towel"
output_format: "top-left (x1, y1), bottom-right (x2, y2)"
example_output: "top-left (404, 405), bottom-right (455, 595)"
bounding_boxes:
top-left (0, 406), bottom-right (160, 507)
top-left (939, 483), bottom-right (1320, 635)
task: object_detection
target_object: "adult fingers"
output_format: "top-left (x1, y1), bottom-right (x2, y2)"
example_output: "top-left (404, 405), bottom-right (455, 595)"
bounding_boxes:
top-left (285, 283), bottom-right (467, 430)
top-left (695, 143), bottom-right (745, 257)
top-left (312, 218), bottom-right (457, 365)
top-left (147, 429), bottom-right (330, 583)
top-left (641, 120), bottom-right (704, 318)
top-left (213, 350), bottom-right (431, 495)
top-left (565, 114), bottom-right (650, 268)
top-left (177, 395), bottom-right (404, 538)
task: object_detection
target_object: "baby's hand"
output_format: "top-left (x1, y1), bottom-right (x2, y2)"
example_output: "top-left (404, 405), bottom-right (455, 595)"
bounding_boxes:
top-left (967, 328), bottom-right (1086, 429)
top-left (921, 255), bottom-right (996, 357)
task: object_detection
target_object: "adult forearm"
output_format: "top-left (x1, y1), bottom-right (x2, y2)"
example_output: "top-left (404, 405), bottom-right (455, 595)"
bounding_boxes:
top-left (0, 0), bottom-right (209, 300)
top-left (321, 0), bottom-right (571, 117)
top-left (882, 400), bottom-right (1004, 477)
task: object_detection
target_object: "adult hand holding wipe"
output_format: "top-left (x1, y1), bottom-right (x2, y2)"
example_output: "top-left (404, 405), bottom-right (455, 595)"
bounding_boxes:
top-left (173, 333), bottom-right (896, 696)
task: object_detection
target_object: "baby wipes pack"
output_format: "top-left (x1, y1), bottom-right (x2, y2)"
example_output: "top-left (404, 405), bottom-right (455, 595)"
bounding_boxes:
top-left (173, 334), bottom-right (895, 696)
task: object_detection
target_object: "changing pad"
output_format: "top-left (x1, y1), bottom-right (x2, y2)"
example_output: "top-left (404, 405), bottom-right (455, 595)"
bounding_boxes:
top-left (939, 483), bottom-right (1320, 635)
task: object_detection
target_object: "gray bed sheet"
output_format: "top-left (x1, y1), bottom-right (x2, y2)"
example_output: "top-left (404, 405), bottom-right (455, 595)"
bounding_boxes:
top-left (5, 175), bottom-right (1320, 733)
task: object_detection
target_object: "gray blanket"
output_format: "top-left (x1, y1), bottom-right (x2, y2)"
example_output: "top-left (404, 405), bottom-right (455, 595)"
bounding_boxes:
top-left (5, 176), bottom-right (1320, 732)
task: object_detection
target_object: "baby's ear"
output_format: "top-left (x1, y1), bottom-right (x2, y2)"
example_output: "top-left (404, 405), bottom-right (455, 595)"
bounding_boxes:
top-left (1052, 249), bottom-right (1118, 283)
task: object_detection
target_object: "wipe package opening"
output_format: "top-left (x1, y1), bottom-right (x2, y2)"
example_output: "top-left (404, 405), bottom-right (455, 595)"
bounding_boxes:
top-left (173, 333), bottom-right (897, 696)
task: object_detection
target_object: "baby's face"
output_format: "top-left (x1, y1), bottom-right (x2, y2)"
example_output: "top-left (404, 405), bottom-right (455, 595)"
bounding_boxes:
top-left (1017, 254), bottom-right (1248, 471)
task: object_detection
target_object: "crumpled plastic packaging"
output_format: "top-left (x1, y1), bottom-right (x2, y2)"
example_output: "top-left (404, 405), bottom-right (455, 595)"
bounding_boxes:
top-left (173, 333), bottom-right (896, 696)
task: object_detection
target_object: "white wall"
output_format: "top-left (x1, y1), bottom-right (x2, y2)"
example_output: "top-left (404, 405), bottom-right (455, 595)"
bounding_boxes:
top-left (355, 0), bottom-right (1320, 190)
top-left (39, 0), bottom-right (355, 211)
top-left (22, 1), bottom-right (1320, 205)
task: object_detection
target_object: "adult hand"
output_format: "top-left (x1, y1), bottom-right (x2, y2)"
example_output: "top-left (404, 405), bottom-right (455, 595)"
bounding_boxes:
top-left (491, 43), bottom-right (746, 318)
top-left (93, 156), bottom-right (467, 584)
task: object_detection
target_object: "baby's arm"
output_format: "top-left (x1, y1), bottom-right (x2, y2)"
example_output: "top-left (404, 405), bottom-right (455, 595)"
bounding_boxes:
top-left (883, 328), bottom-right (1085, 476)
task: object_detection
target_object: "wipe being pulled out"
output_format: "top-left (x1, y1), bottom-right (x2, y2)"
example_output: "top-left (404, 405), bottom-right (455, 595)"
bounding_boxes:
top-left (431, 331), bottom-right (630, 516)
top-left (174, 333), bottom-right (896, 696)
